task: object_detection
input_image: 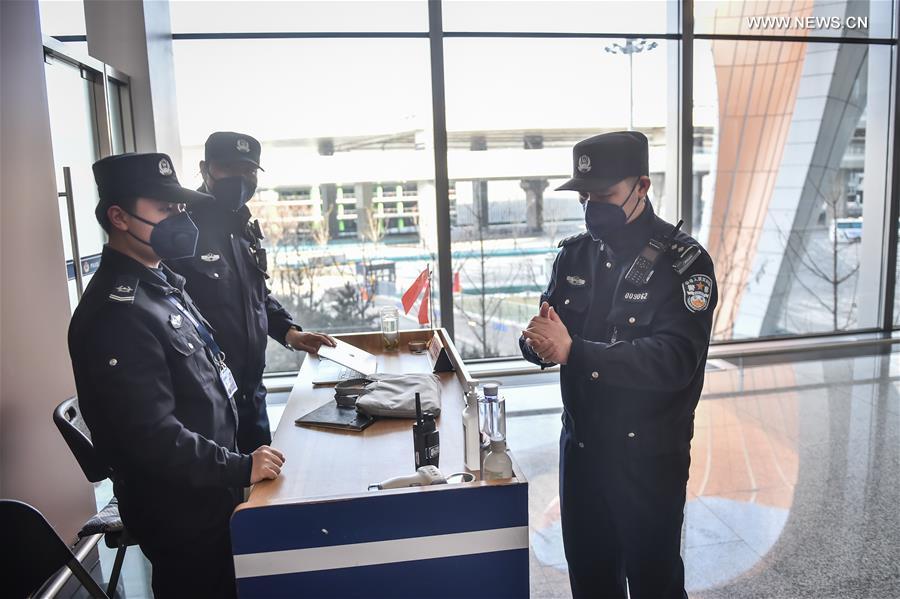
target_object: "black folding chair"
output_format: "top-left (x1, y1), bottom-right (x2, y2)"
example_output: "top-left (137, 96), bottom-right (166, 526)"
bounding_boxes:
top-left (53, 397), bottom-right (137, 597)
top-left (1, 499), bottom-right (109, 598)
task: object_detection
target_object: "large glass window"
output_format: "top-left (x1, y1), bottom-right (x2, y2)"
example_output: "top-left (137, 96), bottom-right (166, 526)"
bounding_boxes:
top-left (38, 0), bottom-right (86, 38)
top-left (169, 0), bottom-right (428, 33)
top-left (172, 38), bottom-right (435, 373)
top-left (443, 37), bottom-right (676, 359)
top-left (694, 39), bottom-right (893, 340)
top-left (694, 0), bottom-right (896, 39)
top-left (442, 1), bottom-right (675, 34)
top-left (170, 0), bottom-right (900, 365)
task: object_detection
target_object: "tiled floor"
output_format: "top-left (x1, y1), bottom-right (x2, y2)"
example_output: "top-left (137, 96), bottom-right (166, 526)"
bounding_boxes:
top-left (96, 347), bottom-right (899, 598)
top-left (511, 346), bottom-right (900, 598)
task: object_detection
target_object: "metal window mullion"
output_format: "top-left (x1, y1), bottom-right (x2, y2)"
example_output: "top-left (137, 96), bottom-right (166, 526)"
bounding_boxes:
top-left (428, 0), bottom-right (454, 339)
top-left (94, 65), bottom-right (114, 158)
top-left (680, 0), bottom-right (694, 232)
top-left (883, 11), bottom-right (900, 331)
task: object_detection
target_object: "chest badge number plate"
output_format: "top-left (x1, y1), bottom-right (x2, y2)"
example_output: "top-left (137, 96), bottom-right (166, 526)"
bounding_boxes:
top-left (201, 253), bottom-right (220, 262)
top-left (683, 274), bottom-right (713, 312)
top-left (623, 291), bottom-right (649, 303)
top-left (566, 275), bottom-right (586, 287)
top-left (169, 314), bottom-right (183, 329)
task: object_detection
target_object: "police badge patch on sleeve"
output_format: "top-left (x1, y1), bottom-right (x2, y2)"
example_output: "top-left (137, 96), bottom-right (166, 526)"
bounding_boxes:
top-left (683, 274), bottom-right (712, 312)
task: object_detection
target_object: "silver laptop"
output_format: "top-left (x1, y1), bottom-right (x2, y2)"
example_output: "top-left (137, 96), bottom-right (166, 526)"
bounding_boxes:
top-left (312, 359), bottom-right (374, 385)
top-left (311, 339), bottom-right (379, 385)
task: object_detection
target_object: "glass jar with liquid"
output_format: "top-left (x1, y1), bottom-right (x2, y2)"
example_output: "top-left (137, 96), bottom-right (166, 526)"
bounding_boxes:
top-left (380, 306), bottom-right (400, 350)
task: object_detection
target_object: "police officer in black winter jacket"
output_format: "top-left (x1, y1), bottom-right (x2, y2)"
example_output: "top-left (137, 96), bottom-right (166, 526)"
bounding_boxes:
top-left (521, 131), bottom-right (717, 599)
top-left (167, 132), bottom-right (335, 453)
top-left (68, 152), bottom-right (286, 598)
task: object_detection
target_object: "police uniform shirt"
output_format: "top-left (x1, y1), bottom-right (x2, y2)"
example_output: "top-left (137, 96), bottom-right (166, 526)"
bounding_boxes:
top-left (520, 200), bottom-right (718, 455)
top-left (68, 245), bottom-right (252, 539)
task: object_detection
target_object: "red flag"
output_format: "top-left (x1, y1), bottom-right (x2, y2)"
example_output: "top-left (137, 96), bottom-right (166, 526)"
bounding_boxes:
top-left (418, 281), bottom-right (431, 325)
top-left (402, 268), bottom-right (429, 314)
top-left (453, 271), bottom-right (461, 293)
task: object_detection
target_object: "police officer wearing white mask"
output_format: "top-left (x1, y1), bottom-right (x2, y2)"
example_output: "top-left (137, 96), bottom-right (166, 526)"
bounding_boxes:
top-left (521, 131), bottom-right (717, 599)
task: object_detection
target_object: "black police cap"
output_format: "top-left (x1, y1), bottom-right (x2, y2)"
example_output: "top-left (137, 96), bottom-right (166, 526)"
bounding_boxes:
top-left (204, 131), bottom-right (264, 170)
top-left (92, 153), bottom-right (213, 225)
top-left (556, 130), bottom-right (649, 192)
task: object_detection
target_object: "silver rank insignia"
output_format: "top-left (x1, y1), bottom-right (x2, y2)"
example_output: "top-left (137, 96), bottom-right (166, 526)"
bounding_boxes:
top-left (108, 278), bottom-right (137, 303)
top-left (169, 314), bottom-right (183, 329)
top-left (566, 275), bottom-right (586, 287)
top-left (201, 253), bottom-right (220, 262)
top-left (683, 274), bottom-right (713, 312)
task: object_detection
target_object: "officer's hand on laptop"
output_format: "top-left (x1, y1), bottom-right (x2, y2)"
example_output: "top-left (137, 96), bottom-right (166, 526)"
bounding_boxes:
top-left (286, 330), bottom-right (337, 354)
top-left (250, 445), bottom-right (286, 484)
top-left (523, 302), bottom-right (572, 365)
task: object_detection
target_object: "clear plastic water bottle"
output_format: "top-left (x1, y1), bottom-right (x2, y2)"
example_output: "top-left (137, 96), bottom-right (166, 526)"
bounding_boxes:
top-left (483, 438), bottom-right (513, 480)
top-left (479, 382), bottom-right (506, 442)
top-left (478, 382), bottom-right (508, 473)
top-left (462, 384), bottom-right (480, 471)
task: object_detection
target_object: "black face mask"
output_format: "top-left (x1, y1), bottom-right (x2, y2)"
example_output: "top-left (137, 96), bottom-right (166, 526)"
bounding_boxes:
top-left (582, 178), bottom-right (643, 241)
top-left (208, 175), bottom-right (257, 211)
top-left (125, 210), bottom-right (199, 260)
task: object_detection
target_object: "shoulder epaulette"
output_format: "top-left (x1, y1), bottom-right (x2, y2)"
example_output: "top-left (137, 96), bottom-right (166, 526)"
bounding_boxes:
top-left (558, 231), bottom-right (592, 248)
top-left (108, 275), bottom-right (139, 304)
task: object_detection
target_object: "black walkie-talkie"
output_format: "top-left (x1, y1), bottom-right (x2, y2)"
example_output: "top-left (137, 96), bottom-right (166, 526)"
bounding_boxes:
top-left (670, 218), bottom-right (702, 275)
top-left (412, 392), bottom-right (440, 469)
top-left (624, 220), bottom-right (685, 286)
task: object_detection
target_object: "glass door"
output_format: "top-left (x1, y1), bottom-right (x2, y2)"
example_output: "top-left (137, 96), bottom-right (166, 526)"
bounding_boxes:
top-left (43, 38), bottom-right (134, 312)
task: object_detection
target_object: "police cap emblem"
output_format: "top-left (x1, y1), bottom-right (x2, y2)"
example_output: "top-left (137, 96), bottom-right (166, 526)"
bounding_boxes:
top-left (577, 154), bottom-right (592, 173)
top-left (236, 138), bottom-right (251, 153)
top-left (683, 274), bottom-right (712, 312)
top-left (158, 158), bottom-right (173, 176)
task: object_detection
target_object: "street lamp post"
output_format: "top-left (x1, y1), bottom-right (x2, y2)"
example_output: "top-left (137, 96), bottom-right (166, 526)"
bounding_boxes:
top-left (604, 39), bottom-right (659, 130)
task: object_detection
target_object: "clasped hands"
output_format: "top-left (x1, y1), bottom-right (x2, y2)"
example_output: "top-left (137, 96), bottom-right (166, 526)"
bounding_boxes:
top-left (522, 301), bottom-right (573, 365)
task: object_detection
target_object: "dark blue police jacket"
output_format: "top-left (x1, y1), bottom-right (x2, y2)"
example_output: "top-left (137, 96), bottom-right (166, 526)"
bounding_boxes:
top-left (68, 246), bottom-right (251, 542)
top-left (167, 198), bottom-right (295, 397)
top-left (520, 201), bottom-right (718, 457)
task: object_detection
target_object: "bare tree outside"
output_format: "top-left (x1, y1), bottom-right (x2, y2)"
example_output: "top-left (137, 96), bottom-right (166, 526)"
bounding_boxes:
top-left (452, 195), bottom-right (549, 359)
top-left (775, 173), bottom-right (860, 332)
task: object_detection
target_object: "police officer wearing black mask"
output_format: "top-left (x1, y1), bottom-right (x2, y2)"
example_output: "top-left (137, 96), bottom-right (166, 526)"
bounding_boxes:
top-left (68, 153), bottom-right (286, 598)
top-left (167, 132), bottom-right (335, 453)
top-left (521, 131), bottom-right (718, 599)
